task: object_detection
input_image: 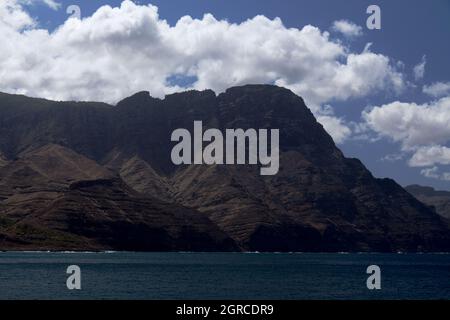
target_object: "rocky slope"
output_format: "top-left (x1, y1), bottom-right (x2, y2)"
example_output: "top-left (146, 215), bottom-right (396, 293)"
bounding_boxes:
top-left (0, 145), bottom-right (236, 251)
top-left (0, 86), bottom-right (449, 252)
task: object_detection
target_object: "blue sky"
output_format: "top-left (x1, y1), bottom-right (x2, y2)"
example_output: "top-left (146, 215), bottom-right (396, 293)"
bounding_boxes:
top-left (3, 0), bottom-right (450, 190)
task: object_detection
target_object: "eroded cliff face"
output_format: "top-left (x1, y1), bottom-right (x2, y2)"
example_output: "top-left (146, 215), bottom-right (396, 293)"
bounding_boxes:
top-left (0, 85), bottom-right (449, 252)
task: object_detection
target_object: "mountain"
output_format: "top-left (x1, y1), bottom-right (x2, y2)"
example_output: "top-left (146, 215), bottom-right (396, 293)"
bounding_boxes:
top-left (0, 85), bottom-right (450, 252)
top-left (405, 185), bottom-right (450, 219)
top-left (0, 144), bottom-right (236, 251)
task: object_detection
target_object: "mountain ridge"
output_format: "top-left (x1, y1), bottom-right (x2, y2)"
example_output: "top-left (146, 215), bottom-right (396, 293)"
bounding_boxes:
top-left (1, 85), bottom-right (449, 252)
top-left (405, 184), bottom-right (450, 219)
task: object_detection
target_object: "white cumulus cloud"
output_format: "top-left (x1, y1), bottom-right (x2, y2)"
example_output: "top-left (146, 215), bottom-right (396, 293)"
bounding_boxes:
top-left (413, 55), bottom-right (426, 81)
top-left (409, 145), bottom-right (450, 167)
top-left (0, 0), bottom-right (35, 29)
top-left (420, 166), bottom-right (450, 181)
top-left (16, 0), bottom-right (61, 10)
top-left (421, 166), bottom-right (440, 179)
top-left (331, 20), bottom-right (363, 38)
top-left (362, 97), bottom-right (450, 150)
top-left (42, 0), bottom-right (61, 10)
top-left (363, 96), bottom-right (450, 175)
top-left (423, 81), bottom-right (450, 98)
top-left (316, 115), bottom-right (351, 144)
top-left (0, 0), bottom-right (407, 144)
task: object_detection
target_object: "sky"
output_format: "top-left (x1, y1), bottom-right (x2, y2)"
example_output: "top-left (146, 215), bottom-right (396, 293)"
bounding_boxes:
top-left (1, 0), bottom-right (450, 190)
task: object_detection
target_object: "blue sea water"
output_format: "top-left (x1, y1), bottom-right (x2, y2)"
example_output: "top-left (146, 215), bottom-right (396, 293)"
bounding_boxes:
top-left (0, 252), bottom-right (449, 300)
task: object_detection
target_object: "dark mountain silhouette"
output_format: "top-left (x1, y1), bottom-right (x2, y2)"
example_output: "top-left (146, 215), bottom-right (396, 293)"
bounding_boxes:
top-left (406, 185), bottom-right (450, 219)
top-left (0, 85), bottom-right (449, 252)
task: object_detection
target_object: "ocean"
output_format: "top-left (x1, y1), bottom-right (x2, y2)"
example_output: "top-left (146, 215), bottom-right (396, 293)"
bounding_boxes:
top-left (0, 252), bottom-right (449, 300)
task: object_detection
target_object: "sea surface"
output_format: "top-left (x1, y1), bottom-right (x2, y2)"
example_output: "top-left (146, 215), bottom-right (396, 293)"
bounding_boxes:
top-left (0, 252), bottom-right (449, 300)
